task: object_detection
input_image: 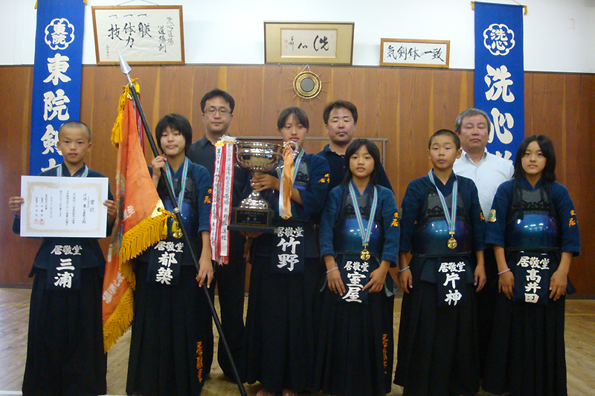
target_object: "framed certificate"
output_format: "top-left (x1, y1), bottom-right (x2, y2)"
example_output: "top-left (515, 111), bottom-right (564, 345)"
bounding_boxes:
top-left (20, 176), bottom-right (109, 238)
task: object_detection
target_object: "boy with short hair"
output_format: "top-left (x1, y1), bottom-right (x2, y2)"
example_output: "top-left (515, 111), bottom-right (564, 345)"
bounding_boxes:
top-left (8, 121), bottom-right (116, 396)
top-left (394, 129), bottom-right (486, 396)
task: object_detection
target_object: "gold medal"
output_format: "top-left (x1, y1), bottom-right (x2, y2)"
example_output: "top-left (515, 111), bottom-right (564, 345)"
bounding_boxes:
top-left (360, 244), bottom-right (371, 261)
top-left (447, 232), bottom-right (457, 249)
top-left (172, 221), bottom-right (183, 239)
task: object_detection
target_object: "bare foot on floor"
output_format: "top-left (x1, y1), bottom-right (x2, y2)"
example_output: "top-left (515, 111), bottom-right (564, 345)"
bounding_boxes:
top-left (256, 388), bottom-right (276, 396)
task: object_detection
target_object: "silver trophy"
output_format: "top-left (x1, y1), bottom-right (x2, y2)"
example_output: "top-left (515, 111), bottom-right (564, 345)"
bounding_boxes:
top-left (236, 141), bottom-right (284, 210)
top-left (231, 140), bottom-right (298, 231)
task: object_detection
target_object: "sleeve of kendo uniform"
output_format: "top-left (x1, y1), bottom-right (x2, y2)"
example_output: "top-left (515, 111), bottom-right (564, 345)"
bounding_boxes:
top-left (379, 186), bottom-right (399, 264)
top-left (299, 155), bottom-right (331, 218)
top-left (399, 177), bottom-right (426, 254)
top-left (465, 177), bottom-right (486, 252)
top-left (319, 185), bottom-right (341, 258)
top-left (485, 180), bottom-right (513, 247)
top-left (12, 216), bottom-right (21, 235)
top-left (551, 182), bottom-right (581, 256)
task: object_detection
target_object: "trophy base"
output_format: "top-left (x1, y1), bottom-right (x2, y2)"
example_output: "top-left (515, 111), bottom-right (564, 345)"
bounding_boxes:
top-left (228, 207), bottom-right (277, 233)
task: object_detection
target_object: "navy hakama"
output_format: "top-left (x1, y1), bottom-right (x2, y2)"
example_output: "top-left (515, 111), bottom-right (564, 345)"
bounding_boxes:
top-left (126, 161), bottom-right (212, 396)
top-left (315, 184), bottom-right (399, 396)
top-left (482, 178), bottom-right (580, 396)
top-left (14, 164), bottom-right (110, 396)
top-left (394, 172), bottom-right (485, 396)
top-left (24, 268), bottom-right (107, 396)
top-left (245, 153), bottom-right (330, 393)
top-left (126, 264), bottom-right (210, 396)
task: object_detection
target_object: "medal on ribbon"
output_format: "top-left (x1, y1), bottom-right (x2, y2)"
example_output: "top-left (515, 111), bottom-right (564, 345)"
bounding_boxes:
top-left (428, 170), bottom-right (458, 250)
top-left (348, 182), bottom-right (378, 261)
top-left (164, 158), bottom-right (189, 239)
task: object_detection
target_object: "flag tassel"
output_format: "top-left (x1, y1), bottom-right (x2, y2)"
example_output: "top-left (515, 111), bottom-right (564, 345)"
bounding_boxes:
top-left (102, 286), bottom-right (134, 352)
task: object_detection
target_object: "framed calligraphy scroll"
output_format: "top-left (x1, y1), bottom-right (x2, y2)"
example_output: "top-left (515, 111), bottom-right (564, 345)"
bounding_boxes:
top-left (265, 22), bottom-right (354, 65)
top-left (92, 6), bottom-right (185, 65)
top-left (380, 38), bottom-right (449, 68)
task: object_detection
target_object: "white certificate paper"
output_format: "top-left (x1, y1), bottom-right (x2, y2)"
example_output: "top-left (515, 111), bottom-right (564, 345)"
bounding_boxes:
top-left (20, 176), bottom-right (109, 238)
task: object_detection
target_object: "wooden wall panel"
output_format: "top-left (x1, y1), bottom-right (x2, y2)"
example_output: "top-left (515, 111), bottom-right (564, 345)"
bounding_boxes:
top-left (524, 72), bottom-right (595, 294)
top-left (1, 65), bottom-right (594, 294)
top-left (0, 66), bottom-right (40, 286)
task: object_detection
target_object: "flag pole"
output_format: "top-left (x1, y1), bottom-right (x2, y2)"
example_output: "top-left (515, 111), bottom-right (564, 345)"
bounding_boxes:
top-left (118, 52), bottom-right (247, 396)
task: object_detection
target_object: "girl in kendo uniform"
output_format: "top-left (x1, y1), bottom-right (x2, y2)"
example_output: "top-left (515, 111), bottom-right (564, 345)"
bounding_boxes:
top-left (245, 107), bottom-right (330, 396)
top-left (315, 139), bottom-right (399, 396)
top-left (394, 129), bottom-right (486, 396)
top-left (126, 114), bottom-right (213, 396)
top-left (482, 135), bottom-right (580, 396)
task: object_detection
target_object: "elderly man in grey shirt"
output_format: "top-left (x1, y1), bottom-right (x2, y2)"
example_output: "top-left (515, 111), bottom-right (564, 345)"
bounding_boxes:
top-left (453, 108), bottom-right (513, 378)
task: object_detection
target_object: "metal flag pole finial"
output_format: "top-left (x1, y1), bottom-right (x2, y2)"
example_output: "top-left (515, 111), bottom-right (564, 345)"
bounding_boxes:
top-left (118, 51), bottom-right (132, 84)
top-left (117, 53), bottom-right (247, 396)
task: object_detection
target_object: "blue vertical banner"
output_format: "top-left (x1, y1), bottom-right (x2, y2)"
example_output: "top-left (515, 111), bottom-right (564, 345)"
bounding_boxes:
top-left (30, 0), bottom-right (85, 175)
top-left (474, 2), bottom-right (524, 161)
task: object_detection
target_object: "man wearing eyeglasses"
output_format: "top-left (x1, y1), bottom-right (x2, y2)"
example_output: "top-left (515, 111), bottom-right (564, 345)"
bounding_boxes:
top-left (187, 88), bottom-right (249, 381)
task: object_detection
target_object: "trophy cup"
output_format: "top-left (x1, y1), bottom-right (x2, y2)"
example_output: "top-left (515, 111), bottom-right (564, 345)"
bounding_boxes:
top-left (228, 140), bottom-right (300, 232)
top-left (229, 141), bottom-right (284, 232)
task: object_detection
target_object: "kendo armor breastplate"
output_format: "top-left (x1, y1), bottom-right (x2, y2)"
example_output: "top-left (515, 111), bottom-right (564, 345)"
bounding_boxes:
top-left (333, 188), bottom-right (383, 256)
top-left (158, 175), bottom-right (200, 238)
top-left (411, 189), bottom-right (472, 256)
top-left (505, 184), bottom-right (560, 251)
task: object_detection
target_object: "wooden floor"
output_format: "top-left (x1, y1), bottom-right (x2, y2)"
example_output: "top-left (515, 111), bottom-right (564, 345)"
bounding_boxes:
top-left (1, 288), bottom-right (594, 395)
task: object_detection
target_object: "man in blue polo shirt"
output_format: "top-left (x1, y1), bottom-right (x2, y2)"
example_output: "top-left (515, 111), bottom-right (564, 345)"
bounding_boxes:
top-left (317, 100), bottom-right (393, 191)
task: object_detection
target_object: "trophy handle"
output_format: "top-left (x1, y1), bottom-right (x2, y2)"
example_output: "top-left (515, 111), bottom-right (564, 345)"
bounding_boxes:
top-left (235, 145), bottom-right (245, 169)
top-left (284, 140), bottom-right (300, 158)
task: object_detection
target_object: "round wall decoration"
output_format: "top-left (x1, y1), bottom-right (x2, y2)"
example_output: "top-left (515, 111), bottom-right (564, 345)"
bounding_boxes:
top-left (292, 70), bottom-right (322, 100)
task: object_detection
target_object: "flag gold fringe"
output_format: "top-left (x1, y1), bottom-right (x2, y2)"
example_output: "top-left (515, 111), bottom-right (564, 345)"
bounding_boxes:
top-left (111, 80), bottom-right (140, 147)
top-left (103, 285), bottom-right (134, 352)
top-left (103, 208), bottom-right (173, 352)
top-left (118, 208), bottom-right (173, 285)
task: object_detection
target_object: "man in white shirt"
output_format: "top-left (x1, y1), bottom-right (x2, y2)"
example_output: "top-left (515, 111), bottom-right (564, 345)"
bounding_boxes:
top-left (453, 108), bottom-right (513, 378)
top-left (453, 108), bottom-right (514, 216)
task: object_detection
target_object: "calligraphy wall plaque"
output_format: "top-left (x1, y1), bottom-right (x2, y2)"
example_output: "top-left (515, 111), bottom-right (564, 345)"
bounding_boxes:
top-left (92, 6), bottom-right (185, 65)
top-left (265, 22), bottom-right (354, 65)
top-left (380, 38), bottom-right (449, 68)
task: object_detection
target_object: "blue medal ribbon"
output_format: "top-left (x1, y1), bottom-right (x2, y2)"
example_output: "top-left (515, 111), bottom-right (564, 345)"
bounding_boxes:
top-left (348, 181), bottom-right (378, 261)
top-left (57, 164), bottom-right (88, 178)
top-left (164, 158), bottom-right (189, 239)
top-left (428, 170), bottom-right (458, 249)
top-left (164, 158), bottom-right (189, 213)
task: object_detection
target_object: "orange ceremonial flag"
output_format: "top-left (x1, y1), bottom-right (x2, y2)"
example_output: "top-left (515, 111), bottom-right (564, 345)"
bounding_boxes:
top-left (102, 82), bottom-right (172, 352)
